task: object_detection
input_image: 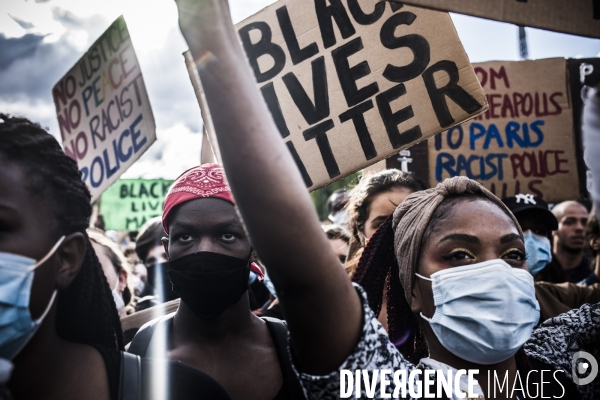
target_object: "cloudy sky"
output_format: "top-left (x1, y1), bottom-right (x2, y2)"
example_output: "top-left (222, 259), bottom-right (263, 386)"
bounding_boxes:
top-left (1, 0), bottom-right (599, 180)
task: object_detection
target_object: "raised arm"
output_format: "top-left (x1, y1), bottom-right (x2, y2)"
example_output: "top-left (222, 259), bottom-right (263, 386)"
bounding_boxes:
top-left (175, 0), bottom-right (362, 373)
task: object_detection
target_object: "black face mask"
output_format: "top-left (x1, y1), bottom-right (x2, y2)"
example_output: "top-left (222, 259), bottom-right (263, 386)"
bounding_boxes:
top-left (168, 252), bottom-right (250, 320)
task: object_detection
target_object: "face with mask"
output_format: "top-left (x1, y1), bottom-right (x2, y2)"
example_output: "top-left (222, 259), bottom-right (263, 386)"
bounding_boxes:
top-left (411, 197), bottom-right (539, 366)
top-left (0, 161), bottom-right (88, 362)
top-left (164, 197), bottom-right (255, 320)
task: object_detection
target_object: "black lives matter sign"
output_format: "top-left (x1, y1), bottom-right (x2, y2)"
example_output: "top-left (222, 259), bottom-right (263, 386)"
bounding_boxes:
top-left (232, 0), bottom-right (487, 190)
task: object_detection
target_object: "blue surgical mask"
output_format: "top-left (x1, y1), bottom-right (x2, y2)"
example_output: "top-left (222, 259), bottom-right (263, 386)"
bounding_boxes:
top-left (0, 236), bottom-right (64, 360)
top-left (523, 230), bottom-right (552, 276)
top-left (416, 259), bottom-right (540, 365)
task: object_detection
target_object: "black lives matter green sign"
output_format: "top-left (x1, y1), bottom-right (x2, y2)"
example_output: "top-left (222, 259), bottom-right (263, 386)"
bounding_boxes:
top-left (100, 179), bottom-right (173, 231)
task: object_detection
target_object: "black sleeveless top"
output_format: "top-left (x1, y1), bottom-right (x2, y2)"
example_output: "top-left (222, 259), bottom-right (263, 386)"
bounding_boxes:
top-left (91, 344), bottom-right (231, 400)
top-left (128, 315), bottom-right (306, 400)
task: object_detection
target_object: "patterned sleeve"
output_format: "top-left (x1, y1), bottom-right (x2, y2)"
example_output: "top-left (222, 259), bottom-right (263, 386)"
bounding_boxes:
top-left (524, 302), bottom-right (600, 400)
top-left (293, 283), bottom-right (419, 399)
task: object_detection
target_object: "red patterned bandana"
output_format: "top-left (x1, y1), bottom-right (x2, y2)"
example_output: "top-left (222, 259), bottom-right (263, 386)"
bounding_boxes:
top-left (162, 164), bottom-right (234, 233)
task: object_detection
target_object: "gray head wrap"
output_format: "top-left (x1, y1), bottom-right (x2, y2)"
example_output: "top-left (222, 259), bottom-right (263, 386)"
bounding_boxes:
top-left (391, 176), bottom-right (523, 306)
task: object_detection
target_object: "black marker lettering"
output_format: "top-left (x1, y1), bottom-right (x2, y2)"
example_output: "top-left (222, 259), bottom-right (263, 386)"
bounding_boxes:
top-left (277, 6), bottom-right (319, 64)
top-left (332, 37), bottom-right (379, 107)
top-left (347, 0), bottom-right (386, 25)
top-left (381, 12), bottom-right (430, 83)
top-left (315, 0), bottom-right (356, 49)
top-left (282, 56), bottom-right (330, 125)
top-left (303, 119), bottom-right (340, 178)
top-left (285, 140), bottom-right (313, 187)
top-left (339, 100), bottom-right (377, 160)
top-left (422, 60), bottom-right (482, 127)
top-left (261, 83), bottom-right (291, 138)
top-left (239, 22), bottom-right (286, 83)
top-left (376, 83), bottom-right (422, 148)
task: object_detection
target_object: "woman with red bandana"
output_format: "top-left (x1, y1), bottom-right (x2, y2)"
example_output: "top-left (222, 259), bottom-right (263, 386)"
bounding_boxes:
top-left (128, 164), bottom-right (305, 400)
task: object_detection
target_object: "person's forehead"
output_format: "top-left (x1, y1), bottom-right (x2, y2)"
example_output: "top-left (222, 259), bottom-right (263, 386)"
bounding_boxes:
top-left (560, 204), bottom-right (588, 219)
top-left (369, 188), bottom-right (412, 213)
top-left (169, 197), bottom-right (240, 227)
top-left (0, 161), bottom-right (56, 249)
top-left (431, 198), bottom-right (518, 238)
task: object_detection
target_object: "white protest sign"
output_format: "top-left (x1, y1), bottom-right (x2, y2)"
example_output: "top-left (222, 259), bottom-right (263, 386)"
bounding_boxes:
top-left (53, 16), bottom-right (156, 201)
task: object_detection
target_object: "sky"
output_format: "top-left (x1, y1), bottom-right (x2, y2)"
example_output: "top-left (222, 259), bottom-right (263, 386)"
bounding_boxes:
top-left (1, 0), bottom-right (599, 180)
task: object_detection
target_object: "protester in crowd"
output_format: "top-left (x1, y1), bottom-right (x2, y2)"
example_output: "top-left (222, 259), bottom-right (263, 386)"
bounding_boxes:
top-left (128, 164), bottom-right (305, 400)
top-left (0, 114), bottom-right (232, 400)
top-left (88, 229), bottom-right (133, 318)
top-left (345, 169), bottom-right (427, 277)
top-left (501, 195), bottom-right (600, 321)
top-left (134, 217), bottom-right (174, 306)
top-left (325, 189), bottom-right (349, 226)
top-left (322, 224), bottom-right (350, 265)
top-left (536, 201), bottom-right (591, 283)
top-left (174, 1), bottom-right (589, 397)
top-left (502, 194), bottom-right (557, 277)
top-left (582, 209), bottom-right (600, 285)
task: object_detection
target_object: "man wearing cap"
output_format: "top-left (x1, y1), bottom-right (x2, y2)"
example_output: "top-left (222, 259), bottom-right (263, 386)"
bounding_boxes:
top-left (502, 194), bottom-right (558, 278)
top-left (127, 164), bottom-right (305, 400)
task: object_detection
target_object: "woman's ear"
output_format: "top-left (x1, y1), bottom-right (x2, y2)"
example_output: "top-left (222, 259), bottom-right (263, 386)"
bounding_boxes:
top-left (411, 279), bottom-right (422, 314)
top-left (55, 232), bottom-right (86, 290)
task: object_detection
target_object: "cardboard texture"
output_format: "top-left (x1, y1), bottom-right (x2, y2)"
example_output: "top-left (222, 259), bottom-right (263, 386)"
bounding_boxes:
top-left (229, 1), bottom-right (488, 191)
top-left (184, 50), bottom-right (220, 164)
top-left (567, 58), bottom-right (600, 198)
top-left (390, 58), bottom-right (580, 202)
top-left (185, 1), bottom-right (486, 191)
top-left (53, 16), bottom-right (156, 201)
top-left (100, 178), bottom-right (173, 231)
top-left (392, 0), bottom-right (600, 39)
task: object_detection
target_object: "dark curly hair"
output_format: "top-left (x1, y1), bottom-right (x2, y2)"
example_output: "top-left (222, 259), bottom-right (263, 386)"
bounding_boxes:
top-left (345, 169), bottom-right (427, 276)
top-left (0, 114), bottom-right (124, 350)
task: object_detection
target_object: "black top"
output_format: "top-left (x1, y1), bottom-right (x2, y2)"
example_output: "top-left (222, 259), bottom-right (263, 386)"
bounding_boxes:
top-left (128, 315), bottom-right (306, 400)
top-left (91, 344), bottom-right (231, 400)
top-left (535, 255), bottom-right (592, 283)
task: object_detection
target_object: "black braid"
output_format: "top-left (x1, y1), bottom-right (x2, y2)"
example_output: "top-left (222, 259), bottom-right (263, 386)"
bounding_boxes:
top-left (0, 114), bottom-right (124, 351)
top-left (352, 215), bottom-right (421, 363)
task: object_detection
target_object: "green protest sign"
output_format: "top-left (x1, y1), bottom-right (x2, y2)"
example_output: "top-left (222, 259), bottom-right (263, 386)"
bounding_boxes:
top-left (100, 179), bottom-right (173, 231)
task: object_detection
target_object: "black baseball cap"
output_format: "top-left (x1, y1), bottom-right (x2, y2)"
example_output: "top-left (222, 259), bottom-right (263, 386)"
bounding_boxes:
top-left (502, 194), bottom-right (559, 231)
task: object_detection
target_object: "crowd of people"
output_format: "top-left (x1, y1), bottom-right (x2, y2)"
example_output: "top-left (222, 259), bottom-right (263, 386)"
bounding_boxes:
top-left (1, 0), bottom-right (600, 399)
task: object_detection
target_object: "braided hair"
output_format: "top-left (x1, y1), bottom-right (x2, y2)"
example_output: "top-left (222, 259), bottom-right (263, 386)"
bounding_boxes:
top-left (353, 194), bottom-right (534, 376)
top-left (346, 170), bottom-right (427, 276)
top-left (0, 114), bottom-right (124, 351)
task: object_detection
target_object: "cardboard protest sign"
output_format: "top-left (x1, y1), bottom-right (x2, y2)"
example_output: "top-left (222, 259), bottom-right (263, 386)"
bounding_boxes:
top-left (100, 179), bottom-right (173, 231)
top-left (187, 1), bottom-right (485, 191)
top-left (391, 0), bottom-right (600, 39)
top-left (53, 16), bottom-right (156, 201)
top-left (567, 58), bottom-right (600, 197)
top-left (388, 58), bottom-right (582, 202)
